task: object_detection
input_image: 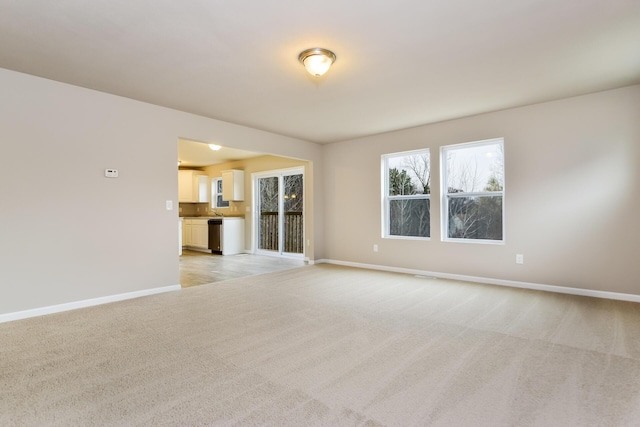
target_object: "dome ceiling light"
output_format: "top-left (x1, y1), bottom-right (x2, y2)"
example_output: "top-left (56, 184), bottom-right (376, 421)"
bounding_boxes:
top-left (298, 48), bottom-right (336, 77)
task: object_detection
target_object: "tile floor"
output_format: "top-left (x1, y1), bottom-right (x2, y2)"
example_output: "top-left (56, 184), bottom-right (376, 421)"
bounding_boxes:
top-left (179, 250), bottom-right (306, 287)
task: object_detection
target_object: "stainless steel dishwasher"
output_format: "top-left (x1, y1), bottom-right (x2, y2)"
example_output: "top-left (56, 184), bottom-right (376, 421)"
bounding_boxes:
top-left (207, 218), bottom-right (223, 254)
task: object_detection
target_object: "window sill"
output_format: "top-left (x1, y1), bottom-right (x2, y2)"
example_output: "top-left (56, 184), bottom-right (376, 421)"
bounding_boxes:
top-left (442, 238), bottom-right (505, 245)
top-left (383, 235), bottom-right (431, 241)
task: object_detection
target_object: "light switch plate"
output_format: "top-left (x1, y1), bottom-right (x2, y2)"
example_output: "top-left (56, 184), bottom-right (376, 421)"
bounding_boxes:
top-left (166, 200), bottom-right (173, 211)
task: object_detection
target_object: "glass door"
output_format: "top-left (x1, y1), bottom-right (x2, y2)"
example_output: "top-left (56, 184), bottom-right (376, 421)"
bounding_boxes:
top-left (257, 176), bottom-right (279, 253)
top-left (255, 168), bottom-right (304, 257)
top-left (283, 174), bottom-right (303, 254)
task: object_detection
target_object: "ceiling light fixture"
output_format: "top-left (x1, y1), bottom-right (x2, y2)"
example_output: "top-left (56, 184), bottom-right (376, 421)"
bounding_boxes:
top-left (298, 48), bottom-right (336, 77)
top-left (208, 144), bottom-right (222, 151)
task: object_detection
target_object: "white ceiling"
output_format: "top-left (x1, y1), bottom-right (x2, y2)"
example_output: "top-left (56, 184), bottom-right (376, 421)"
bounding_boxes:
top-left (1, 1), bottom-right (638, 144)
top-left (178, 138), bottom-right (263, 167)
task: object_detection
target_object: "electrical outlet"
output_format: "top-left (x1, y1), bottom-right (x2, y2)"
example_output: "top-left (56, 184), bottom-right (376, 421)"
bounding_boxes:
top-left (516, 254), bottom-right (524, 264)
top-left (373, 244), bottom-right (379, 252)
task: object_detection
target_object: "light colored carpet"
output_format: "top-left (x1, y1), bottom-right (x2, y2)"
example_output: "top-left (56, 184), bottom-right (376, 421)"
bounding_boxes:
top-left (1, 264), bottom-right (640, 426)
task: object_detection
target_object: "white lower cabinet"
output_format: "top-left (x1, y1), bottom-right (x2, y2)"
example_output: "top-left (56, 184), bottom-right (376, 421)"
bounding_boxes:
top-left (183, 220), bottom-right (192, 246)
top-left (221, 218), bottom-right (244, 255)
top-left (192, 222), bottom-right (208, 248)
top-left (179, 219), bottom-right (183, 256)
top-left (182, 218), bottom-right (209, 250)
top-left (181, 217), bottom-right (245, 255)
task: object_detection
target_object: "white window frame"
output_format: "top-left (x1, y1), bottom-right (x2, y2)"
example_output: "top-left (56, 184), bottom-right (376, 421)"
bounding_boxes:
top-left (440, 138), bottom-right (505, 244)
top-left (381, 148), bottom-right (431, 240)
top-left (211, 178), bottom-right (229, 210)
top-left (251, 167), bottom-right (305, 259)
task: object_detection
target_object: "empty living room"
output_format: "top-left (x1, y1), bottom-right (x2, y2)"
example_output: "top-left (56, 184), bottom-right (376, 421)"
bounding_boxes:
top-left (1, 1), bottom-right (639, 426)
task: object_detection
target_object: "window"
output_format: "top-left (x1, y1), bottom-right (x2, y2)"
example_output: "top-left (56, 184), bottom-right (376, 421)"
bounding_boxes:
top-left (211, 178), bottom-right (229, 209)
top-left (441, 138), bottom-right (504, 243)
top-left (382, 149), bottom-right (430, 238)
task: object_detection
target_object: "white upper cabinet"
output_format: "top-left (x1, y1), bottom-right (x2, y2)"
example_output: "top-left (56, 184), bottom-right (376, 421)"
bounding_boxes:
top-left (178, 170), bottom-right (209, 203)
top-left (222, 170), bottom-right (244, 201)
top-left (197, 175), bottom-right (210, 203)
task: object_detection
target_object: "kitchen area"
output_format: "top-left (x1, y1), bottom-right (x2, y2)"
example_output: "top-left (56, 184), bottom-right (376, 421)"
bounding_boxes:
top-left (177, 139), bottom-right (308, 287)
top-left (178, 168), bottom-right (246, 256)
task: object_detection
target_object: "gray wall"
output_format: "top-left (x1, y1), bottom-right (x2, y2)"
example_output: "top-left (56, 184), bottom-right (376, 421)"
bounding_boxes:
top-left (323, 85), bottom-right (640, 294)
top-left (1, 66), bottom-right (638, 317)
top-left (0, 68), bottom-right (324, 315)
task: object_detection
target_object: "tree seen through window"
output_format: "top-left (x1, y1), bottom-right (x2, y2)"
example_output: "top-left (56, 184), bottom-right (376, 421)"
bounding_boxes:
top-left (384, 150), bottom-right (430, 238)
top-left (444, 140), bottom-right (504, 241)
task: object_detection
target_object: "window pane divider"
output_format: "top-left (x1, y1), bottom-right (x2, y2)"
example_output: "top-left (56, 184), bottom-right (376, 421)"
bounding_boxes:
top-left (388, 194), bottom-right (430, 200)
top-left (446, 191), bottom-right (503, 198)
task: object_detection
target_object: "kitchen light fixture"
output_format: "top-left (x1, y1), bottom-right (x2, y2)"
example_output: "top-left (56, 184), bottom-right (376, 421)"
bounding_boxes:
top-left (298, 48), bottom-right (336, 77)
top-left (209, 144), bottom-right (222, 151)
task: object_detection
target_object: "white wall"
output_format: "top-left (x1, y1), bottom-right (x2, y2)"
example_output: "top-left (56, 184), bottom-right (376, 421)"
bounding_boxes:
top-left (323, 85), bottom-right (640, 295)
top-left (0, 68), bottom-right (324, 315)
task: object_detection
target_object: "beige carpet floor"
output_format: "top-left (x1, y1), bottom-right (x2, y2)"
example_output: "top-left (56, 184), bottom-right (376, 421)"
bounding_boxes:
top-left (1, 264), bottom-right (640, 426)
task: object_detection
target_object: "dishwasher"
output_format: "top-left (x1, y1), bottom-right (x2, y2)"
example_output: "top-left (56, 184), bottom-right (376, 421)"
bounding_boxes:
top-left (207, 218), bottom-right (223, 254)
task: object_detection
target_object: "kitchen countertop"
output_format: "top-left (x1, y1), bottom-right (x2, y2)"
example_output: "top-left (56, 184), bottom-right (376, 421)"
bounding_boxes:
top-left (180, 216), bottom-right (244, 219)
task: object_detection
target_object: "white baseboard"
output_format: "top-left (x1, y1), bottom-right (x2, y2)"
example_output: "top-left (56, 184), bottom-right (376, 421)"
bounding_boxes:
top-left (0, 284), bottom-right (181, 324)
top-left (182, 246), bottom-right (210, 253)
top-left (316, 259), bottom-right (640, 303)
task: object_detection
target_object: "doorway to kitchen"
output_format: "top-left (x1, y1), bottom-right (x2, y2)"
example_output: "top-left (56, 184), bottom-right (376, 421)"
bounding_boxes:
top-left (253, 167), bottom-right (304, 258)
